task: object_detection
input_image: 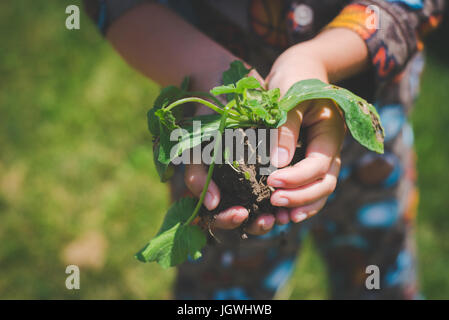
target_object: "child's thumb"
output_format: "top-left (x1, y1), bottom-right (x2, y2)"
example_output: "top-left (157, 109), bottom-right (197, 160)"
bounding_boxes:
top-left (184, 164), bottom-right (220, 210)
top-left (270, 106), bottom-right (303, 168)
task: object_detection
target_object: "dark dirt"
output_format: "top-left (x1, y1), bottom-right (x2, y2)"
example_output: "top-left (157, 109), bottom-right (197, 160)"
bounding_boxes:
top-left (200, 128), bottom-right (306, 237)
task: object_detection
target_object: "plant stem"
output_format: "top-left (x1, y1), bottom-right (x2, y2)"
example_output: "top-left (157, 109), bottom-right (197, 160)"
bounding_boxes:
top-left (165, 97), bottom-right (239, 119)
top-left (188, 91), bottom-right (226, 109)
top-left (184, 107), bottom-right (230, 226)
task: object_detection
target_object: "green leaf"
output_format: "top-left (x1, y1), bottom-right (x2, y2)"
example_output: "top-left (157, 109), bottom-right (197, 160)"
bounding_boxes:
top-left (273, 108), bottom-right (287, 127)
top-left (147, 109), bottom-right (160, 137)
top-left (251, 105), bottom-right (269, 119)
top-left (264, 88), bottom-right (281, 105)
top-left (153, 109), bottom-right (175, 132)
top-left (154, 119), bottom-right (180, 181)
top-left (210, 84), bottom-right (236, 96)
top-left (135, 198), bottom-right (206, 268)
top-left (235, 76), bottom-right (261, 93)
top-left (149, 85), bottom-right (188, 181)
top-left (241, 89), bottom-right (283, 127)
top-left (169, 114), bottom-right (245, 163)
top-left (180, 77), bottom-right (190, 91)
top-left (279, 79), bottom-right (385, 154)
top-left (157, 123), bottom-right (175, 162)
top-left (155, 108), bottom-right (179, 131)
top-left (222, 61), bottom-right (251, 86)
top-left (153, 141), bottom-right (174, 182)
top-left (147, 79), bottom-right (189, 136)
top-left (222, 61), bottom-right (250, 101)
top-left (245, 89), bottom-right (264, 105)
top-left (153, 113), bottom-right (241, 182)
top-left (154, 84), bottom-right (187, 110)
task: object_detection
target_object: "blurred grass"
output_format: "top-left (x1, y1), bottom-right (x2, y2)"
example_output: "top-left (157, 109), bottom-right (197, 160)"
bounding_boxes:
top-left (412, 52), bottom-right (449, 299)
top-left (0, 1), bottom-right (448, 299)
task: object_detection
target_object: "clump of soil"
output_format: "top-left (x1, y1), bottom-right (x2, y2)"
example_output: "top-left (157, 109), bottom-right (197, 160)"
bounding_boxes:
top-left (200, 128), bottom-right (306, 237)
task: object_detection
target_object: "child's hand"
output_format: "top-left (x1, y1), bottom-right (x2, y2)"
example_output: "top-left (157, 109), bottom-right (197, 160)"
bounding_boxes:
top-left (185, 164), bottom-right (277, 235)
top-left (265, 47), bottom-right (345, 224)
top-left (184, 69), bottom-right (278, 236)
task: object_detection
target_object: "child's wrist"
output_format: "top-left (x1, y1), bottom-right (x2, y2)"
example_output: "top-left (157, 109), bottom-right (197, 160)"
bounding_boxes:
top-left (268, 45), bottom-right (329, 94)
top-left (285, 43), bottom-right (329, 81)
top-left (292, 28), bottom-right (369, 83)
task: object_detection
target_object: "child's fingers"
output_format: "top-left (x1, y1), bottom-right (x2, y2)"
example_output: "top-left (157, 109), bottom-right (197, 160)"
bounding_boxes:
top-left (304, 103), bottom-right (344, 163)
top-left (184, 164), bottom-right (220, 210)
top-left (275, 209), bottom-right (290, 225)
top-left (245, 214), bottom-right (276, 235)
top-left (268, 100), bottom-right (344, 189)
top-left (213, 206), bottom-right (249, 229)
top-left (270, 157), bottom-right (340, 208)
top-left (268, 155), bottom-right (332, 189)
top-left (289, 196), bottom-right (328, 223)
top-left (185, 165), bottom-right (250, 230)
top-left (270, 103), bottom-right (307, 168)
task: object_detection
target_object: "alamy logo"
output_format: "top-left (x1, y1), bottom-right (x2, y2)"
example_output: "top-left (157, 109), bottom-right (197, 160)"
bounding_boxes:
top-left (65, 5), bottom-right (80, 30)
top-left (169, 124), bottom-right (279, 175)
top-left (365, 5), bottom-right (381, 30)
top-left (365, 265), bottom-right (380, 290)
top-left (65, 265), bottom-right (80, 290)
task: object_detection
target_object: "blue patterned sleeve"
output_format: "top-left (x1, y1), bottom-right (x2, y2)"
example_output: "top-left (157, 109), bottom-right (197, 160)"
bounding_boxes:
top-left (327, 0), bottom-right (445, 81)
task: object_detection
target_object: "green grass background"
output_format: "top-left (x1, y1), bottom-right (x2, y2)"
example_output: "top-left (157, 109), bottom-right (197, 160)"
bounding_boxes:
top-left (1, 1), bottom-right (448, 299)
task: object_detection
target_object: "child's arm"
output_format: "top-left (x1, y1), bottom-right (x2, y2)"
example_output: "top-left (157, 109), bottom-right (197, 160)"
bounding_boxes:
top-left (267, 28), bottom-right (369, 93)
top-left (105, 3), bottom-right (235, 92)
top-left (96, 2), bottom-right (270, 234)
top-left (266, 0), bottom-right (445, 224)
